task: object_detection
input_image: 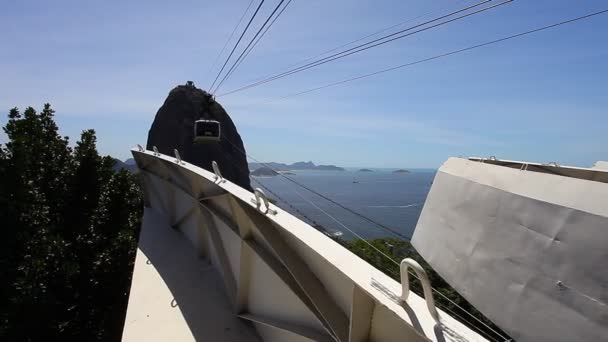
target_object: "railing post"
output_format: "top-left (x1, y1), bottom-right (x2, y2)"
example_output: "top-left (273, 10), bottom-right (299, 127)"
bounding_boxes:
top-left (212, 161), bottom-right (225, 183)
top-left (174, 149), bottom-right (183, 164)
top-left (400, 258), bottom-right (440, 322)
top-left (250, 188), bottom-right (277, 215)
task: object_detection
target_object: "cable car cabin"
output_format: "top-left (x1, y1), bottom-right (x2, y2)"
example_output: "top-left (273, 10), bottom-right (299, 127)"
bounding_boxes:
top-left (194, 120), bottom-right (221, 143)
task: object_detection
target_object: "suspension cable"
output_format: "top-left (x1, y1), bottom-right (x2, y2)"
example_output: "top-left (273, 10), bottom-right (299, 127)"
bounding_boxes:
top-left (253, 8), bottom-right (608, 102)
top-left (218, 0), bottom-right (511, 96)
top-left (205, 0), bottom-right (255, 88)
top-left (269, 160), bottom-right (508, 342)
top-left (240, 0), bottom-right (468, 87)
top-left (209, 0), bottom-right (265, 92)
top-left (223, 136), bottom-right (410, 240)
top-left (213, 0), bottom-right (290, 93)
top-left (224, 138), bottom-right (508, 341)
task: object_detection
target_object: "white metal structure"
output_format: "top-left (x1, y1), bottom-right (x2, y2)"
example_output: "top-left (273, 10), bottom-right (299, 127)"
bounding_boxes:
top-left (122, 148), bottom-right (489, 342)
top-left (412, 157), bottom-right (608, 342)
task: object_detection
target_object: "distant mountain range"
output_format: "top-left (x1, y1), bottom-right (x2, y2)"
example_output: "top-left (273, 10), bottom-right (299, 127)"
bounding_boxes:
top-left (248, 161), bottom-right (345, 172)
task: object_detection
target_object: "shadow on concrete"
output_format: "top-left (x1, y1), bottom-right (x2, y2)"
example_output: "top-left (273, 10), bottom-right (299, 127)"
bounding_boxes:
top-left (132, 208), bottom-right (260, 341)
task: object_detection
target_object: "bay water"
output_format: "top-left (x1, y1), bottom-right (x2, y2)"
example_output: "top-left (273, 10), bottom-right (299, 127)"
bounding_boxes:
top-left (251, 168), bottom-right (436, 240)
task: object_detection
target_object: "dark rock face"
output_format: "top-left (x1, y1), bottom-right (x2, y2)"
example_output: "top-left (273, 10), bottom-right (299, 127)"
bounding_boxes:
top-left (146, 84), bottom-right (251, 191)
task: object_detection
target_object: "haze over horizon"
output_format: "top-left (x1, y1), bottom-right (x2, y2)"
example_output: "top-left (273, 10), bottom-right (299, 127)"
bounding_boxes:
top-left (1, 0), bottom-right (606, 168)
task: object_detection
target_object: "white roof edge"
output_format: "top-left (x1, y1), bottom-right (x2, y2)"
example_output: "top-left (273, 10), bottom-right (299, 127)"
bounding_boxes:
top-left (468, 156), bottom-right (608, 173)
top-left (131, 148), bottom-right (488, 342)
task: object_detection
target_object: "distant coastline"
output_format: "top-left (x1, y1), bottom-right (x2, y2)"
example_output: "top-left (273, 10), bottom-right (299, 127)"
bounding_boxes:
top-left (249, 161), bottom-right (345, 172)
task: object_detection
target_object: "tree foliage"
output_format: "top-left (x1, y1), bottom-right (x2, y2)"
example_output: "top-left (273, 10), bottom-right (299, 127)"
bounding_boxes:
top-left (0, 104), bottom-right (142, 341)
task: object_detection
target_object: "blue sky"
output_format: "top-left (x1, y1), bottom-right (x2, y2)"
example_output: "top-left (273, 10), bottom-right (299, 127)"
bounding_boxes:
top-left (1, 0), bottom-right (606, 168)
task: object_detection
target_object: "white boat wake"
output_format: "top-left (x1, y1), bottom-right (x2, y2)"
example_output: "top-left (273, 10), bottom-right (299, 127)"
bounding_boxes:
top-left (367, 203), bottom-right (421, 208)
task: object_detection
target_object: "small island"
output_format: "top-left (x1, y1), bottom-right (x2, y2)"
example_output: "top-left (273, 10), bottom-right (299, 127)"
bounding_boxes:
top-left (250, 167), bottom-right (279, 177)
top-left (358, 168), bottom-right (373, 172)
top-left (393, 169), bottom-right (410, 174)
top-left (248, 161), bottom-right (344, 171)
top-left (316, 165), bottom-right (345, 171)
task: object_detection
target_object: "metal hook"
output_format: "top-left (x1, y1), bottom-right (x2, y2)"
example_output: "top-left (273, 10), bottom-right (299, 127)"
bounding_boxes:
top-left (400, 258), bottom-right (440, 322)
top-left (212, 161), bottom-right (224, 183)
top-left (153, 146), bottom-right (159, 156)
top-left (137, 144), bottom-right (144, 152)
top-left (250, 188), bottom-right (277, 215)
top-left (174, 149), bottom-right (183, 164)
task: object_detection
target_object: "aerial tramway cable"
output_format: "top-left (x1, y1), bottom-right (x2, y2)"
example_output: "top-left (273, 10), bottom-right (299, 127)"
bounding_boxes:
top-left (251, 8), bottom-right (608, 102)
top-left (213, 0), bottom-right (294, 93)
top-left (209, 0), bottom-right (266, 92)
top-left (217, 139), bottom-right (510, 341)
top-left (218, 0), bottom-right (512, 96)
top-left (205, 0), bottom-right (255, 88)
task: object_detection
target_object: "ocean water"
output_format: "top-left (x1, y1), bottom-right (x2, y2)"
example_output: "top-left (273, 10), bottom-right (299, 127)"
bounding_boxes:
top-left (250, 168), bottom-right (436, 240)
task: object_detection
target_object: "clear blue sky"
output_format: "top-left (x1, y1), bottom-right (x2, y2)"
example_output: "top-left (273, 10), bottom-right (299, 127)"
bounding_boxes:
top-left (1, 0), bottom-right (606, 168)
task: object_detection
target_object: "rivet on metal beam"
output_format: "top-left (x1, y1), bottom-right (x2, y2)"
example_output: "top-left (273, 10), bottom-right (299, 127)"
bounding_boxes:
top-left (400, 258), bottom-right (439, 322)
top-left (212, 161), bottom-right (225, 183)
top-left (250, 188), bottom-right (277, 215)
top-left (153, 146), bottom-right (159, 156)
top-left (174, 149), bottom-right (183, 164)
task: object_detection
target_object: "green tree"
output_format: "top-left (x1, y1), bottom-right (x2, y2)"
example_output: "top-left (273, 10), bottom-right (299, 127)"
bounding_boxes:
top-left (0, 105), bottom-right (142, 341)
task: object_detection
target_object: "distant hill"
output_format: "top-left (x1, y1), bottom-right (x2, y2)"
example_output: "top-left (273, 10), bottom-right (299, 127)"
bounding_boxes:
top-left (112, 158), bottom-right (138, 172)
top-left (393, 169), bottom-right (410, 174)
top-left (249, 161), bottom-right (344, 171)
top-left (316, 165), bottom-right (344, 171)
top-left (250, 167), bottom-right (279, 177)
top-left (124, 158), bottom-right (136, 165)
top-left (358, 168), bottom-right (373, 172)
top-left (290, 161), bottom-right (316, 169)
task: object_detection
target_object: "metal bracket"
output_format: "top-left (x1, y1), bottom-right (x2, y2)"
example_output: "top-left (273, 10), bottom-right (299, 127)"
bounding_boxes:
top-left (153, 146), bottom-right (160, 156)
top-left (212, 161), bottom-right (225, 183)
top-left (250, 188), bottom-right (277, 215)
top-left (544, 161), bottom-right (560, 167)
top-left (137, 144), bottom-right (144, 152)
top-left (400, 258), bottom-right (440, 322)
top-left (479, 155), bottom-right (497, 164)
top-left (519, 163), bottom-right (529, 171)
top-left (174, 149), bottom-right (183, 164)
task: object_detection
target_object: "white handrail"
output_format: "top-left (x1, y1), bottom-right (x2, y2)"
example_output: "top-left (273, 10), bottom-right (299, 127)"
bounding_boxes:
top-left (400, 258), bottom-right (440, 322)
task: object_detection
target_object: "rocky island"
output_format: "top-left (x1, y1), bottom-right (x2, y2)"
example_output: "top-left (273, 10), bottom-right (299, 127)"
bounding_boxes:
top-left (358, 168), bottom-right (373, 172)
top-left (147, 82), bottom-right (251, 190)
top-left (393, 169), bottom-right (410, 174)
top-left (250, 167), bottom-right (279, 177)
top-left (248, 161), bottom-right (344, 171)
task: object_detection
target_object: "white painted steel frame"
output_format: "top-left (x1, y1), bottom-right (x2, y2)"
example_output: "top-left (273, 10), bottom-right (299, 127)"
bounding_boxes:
top-left (124, 148), bottom-right (489, 342)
